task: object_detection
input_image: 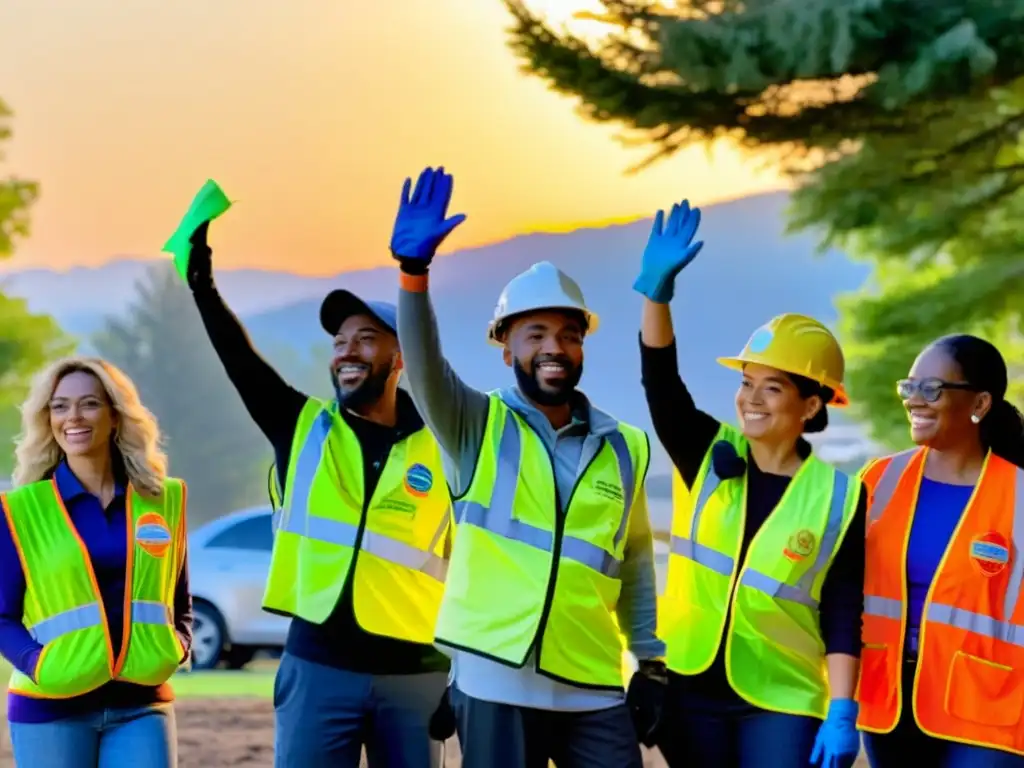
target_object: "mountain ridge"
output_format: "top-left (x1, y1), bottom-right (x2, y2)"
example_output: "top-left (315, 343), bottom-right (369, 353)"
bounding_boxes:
top-left (1, 190), bottom-right (880, 494)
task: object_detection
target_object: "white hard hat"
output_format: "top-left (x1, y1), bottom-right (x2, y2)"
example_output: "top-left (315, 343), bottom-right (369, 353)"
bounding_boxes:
top-left (487, 261), bottom-right (599, 346)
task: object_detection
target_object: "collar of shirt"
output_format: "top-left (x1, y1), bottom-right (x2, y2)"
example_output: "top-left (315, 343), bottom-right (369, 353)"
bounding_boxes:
top-left (498, 385), bottom-right (620, 439)
top-left (335, 387), bottom-right (425, 442)
top-left (53, 460), bottom-right (126, 505)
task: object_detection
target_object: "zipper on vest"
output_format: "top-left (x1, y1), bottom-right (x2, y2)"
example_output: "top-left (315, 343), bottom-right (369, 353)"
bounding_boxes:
top-left (530, 433), bottom-right (605, 670)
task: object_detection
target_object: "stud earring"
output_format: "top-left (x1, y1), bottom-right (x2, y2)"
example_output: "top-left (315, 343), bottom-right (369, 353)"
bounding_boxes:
top-left (971, 414), bottom-right (980, 424)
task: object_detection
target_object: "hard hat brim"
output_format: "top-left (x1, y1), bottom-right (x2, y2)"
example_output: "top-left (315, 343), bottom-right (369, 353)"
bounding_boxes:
top-left (487, 308), bottom-right (600, 346)
top-left (716, 355), bottom-right (849, 407)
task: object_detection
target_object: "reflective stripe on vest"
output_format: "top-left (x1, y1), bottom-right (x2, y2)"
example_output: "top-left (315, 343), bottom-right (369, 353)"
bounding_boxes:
top-left (28, 600), bottom-right (173, 646)
top-left (456, 408), bottom-right (635, 578)
top-left (670, 461), bottom-right (849, 609)
top-left (283, 408), bottom-right (448, 581)
top-left (864, 452), bottom-right (1024, 645)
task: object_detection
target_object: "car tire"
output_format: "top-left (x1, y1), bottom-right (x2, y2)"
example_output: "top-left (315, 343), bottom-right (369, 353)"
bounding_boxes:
top-left (190, 600), bottom-right (227, 671)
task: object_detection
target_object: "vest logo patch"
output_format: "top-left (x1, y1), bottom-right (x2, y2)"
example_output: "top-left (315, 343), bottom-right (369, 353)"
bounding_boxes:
top-left (135, 512), bottom-right (172, 558)
top-left (404, 463), bottom-right (434, 497)
top-left (783, 529), bottom-right (816, 562)
top-left (969, 532), bottom-right (1009, 576)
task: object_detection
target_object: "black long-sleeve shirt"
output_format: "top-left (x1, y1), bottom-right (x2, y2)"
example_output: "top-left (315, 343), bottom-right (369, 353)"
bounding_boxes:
top-left (640, 337), bottom-right (865, 703)
top-left (191, 282), bottom-right (449, 675)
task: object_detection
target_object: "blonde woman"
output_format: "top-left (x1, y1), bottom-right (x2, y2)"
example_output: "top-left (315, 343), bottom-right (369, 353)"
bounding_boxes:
top-left (0, 356), bottom-right (191, 767)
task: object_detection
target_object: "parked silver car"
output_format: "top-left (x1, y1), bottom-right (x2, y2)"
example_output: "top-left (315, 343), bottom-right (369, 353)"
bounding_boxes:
top-left (186, 506), bottom-right (290, 669)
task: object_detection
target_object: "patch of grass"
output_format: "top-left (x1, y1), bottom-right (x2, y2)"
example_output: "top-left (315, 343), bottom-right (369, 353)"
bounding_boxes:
top-left (172, 668), bottom-right (274, 699)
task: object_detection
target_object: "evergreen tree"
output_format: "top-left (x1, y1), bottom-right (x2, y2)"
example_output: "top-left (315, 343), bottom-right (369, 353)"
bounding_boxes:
top-left (504, 0), bottom-right (1024, 168)
top-left (504, 1), bottom-right (1024, 448)
top-left (0, 101), bottom-right (74, 476)
top-left (92, 263), bottom-right (270, 524)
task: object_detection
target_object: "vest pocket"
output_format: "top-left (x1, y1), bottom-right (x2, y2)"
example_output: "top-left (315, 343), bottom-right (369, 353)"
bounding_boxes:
top-left (37, 645), bottom-right (106, 697)
top-left (857, 643), bottom-right (895, 710)
top-left (945, 651), bottom-right (1024, 728)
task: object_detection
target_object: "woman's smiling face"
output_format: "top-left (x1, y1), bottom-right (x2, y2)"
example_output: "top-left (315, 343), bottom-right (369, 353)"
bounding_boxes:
top-left (49, 370), bottom-right (116, 457)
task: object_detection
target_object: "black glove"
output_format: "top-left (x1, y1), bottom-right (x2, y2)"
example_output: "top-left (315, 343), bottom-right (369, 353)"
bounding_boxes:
top-left (626, 659), bottom-right (667, 747)
top-left (186, 221), bottom-right (214, 291)
top-left (428, 686), bottom-right (456, 741)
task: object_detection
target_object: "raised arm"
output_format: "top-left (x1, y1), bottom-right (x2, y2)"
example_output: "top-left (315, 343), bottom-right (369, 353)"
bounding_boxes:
top-left (633, 201), bottom-right (720, 487)
top-left (185, 222), bottom-right (306, 448)
top-left (389, 167), bottom-right (490, 494)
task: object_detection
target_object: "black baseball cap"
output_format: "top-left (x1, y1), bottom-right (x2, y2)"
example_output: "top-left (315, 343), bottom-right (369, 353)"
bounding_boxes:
top-left (319, 289), bottom-right (397, 337)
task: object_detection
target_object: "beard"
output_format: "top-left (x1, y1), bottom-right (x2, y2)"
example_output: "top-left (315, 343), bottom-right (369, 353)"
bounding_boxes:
top-left (513, 356), bottom-right (582, 407)
top-left (330, 358), bottom-right (395, 411)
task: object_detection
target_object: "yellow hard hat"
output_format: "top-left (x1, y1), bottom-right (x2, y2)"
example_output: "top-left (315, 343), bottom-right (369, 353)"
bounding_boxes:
top-left (716, 313), bottom-right (848, 406)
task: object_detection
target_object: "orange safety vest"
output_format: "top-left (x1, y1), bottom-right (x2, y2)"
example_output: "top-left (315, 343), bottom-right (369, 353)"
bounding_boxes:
top-left (857, 447), bottom-right (1024, 757)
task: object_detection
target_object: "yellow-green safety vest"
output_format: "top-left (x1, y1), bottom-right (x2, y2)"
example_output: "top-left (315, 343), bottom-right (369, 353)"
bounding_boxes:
top-left (434, 395), bottom-right (650, 689)
top-left (661, 423), bottom-right (860, 718)
top-left (2, 477), bottom-right (187, 699)
top-left (263, 397), bottom-right (453, 644)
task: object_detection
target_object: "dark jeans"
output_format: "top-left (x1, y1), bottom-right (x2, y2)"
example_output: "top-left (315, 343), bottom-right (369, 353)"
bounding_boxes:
top-left (272, 652), bottom-right (448, 768)
top-left (450, 684), bottom-right (642, 768)
top-left (863, 661), bottom-right (1024, 768)
top-left (657, 680), bottom-right (824, 768)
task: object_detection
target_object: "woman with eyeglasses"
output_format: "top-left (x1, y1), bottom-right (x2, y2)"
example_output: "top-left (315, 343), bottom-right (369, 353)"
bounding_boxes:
top-left (858, 334), bottom-right (1024, 766)
top-left (0, 357), bottom-right (191, 767)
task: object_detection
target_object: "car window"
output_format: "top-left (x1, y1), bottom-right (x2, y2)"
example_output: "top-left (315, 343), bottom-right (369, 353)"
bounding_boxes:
top-left (204, 514), bottom-right (274, 552)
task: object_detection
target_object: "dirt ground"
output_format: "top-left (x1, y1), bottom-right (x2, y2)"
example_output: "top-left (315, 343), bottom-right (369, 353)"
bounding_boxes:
top-left (0, 698), bottom-right (868, 766)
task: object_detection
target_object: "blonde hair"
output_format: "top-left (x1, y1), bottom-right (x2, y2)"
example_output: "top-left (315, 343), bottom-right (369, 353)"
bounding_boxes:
top-left (13, 356), bottom-right (168, 497)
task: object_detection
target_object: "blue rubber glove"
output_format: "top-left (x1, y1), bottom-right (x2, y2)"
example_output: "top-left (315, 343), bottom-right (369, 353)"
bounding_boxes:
top-left (810, 698), bottom-right (860, 768)
top-left (390, 166), bottom-right (466, 273)
top-left (632, 199), bottom-right (703, 304)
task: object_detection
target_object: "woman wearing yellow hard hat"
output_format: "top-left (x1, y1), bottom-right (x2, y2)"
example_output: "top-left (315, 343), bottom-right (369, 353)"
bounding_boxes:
top-left (632, 199), bottom-right (866, 768)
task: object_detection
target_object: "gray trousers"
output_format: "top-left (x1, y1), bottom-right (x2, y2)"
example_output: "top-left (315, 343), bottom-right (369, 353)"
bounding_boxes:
top-left (451, 684), bottom-right (642, 768)
top-left (273, 652), bottom-right (448, 768)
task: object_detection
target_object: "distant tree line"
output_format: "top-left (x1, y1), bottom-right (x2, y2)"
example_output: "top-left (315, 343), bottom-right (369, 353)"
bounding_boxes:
top-left (93, 262), bottom-right (332, 526)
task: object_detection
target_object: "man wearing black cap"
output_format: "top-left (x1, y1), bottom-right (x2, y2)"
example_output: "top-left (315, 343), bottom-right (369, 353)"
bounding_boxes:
top-left (185, 222), bottom-right (453, 768)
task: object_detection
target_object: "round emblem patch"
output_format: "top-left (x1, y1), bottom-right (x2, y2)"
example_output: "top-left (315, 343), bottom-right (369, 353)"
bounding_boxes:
top-left (783, 529), bottom-right (816, 562)
top-left (748, 327), bottom-right (774, 354)
top-left (969, 532), bottom-right (1010, 576)
top-left (404, 463), bottom-right (434, 497)
top-left (135, 512), bottom-right (172, 557)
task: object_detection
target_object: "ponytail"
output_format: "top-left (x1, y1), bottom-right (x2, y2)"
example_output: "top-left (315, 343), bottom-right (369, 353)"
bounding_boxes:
top-left (931, 334), bottom-right (1024, 467)
top-left (981, 399), bottom-right (1024, 469)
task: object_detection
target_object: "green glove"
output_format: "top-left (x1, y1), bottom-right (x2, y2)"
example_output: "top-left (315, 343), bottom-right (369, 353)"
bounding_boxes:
top-left (162, 180), bottom-right (232, 282)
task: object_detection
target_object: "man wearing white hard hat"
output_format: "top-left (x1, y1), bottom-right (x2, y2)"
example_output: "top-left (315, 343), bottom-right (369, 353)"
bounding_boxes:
top-left (390, 166), bottom-right (664, 768)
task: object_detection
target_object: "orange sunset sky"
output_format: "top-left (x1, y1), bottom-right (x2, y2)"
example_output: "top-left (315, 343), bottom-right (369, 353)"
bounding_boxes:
top-left (1, 0), bottom-right (786, 276)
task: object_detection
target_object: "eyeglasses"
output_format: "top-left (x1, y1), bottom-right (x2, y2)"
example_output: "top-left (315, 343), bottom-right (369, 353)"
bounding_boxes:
top-left (896, 378), bottom-right (981, 403)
